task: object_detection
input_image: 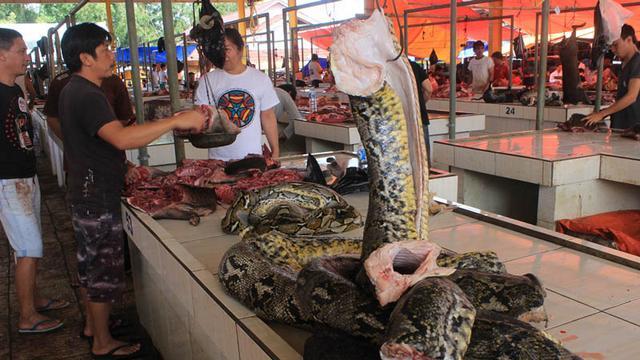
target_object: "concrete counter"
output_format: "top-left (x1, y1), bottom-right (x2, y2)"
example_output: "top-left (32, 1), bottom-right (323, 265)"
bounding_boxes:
top-left (294, 111), bottom-right (485, 153)
top-left (427, 97), bottom-right (599, 135)
top-left (433, 129), bottom-right (640, 228)
top-left (123, 189), bottom-right (640, 359)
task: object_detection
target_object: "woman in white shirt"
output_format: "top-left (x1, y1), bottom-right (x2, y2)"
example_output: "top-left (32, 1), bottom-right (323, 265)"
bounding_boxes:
top-left (194, 28), bottom-right (280, 161)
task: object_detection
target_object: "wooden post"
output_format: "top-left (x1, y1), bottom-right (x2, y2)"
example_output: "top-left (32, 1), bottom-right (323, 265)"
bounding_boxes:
top-left (488, 0), bottom-right (503, 55)
top-left (237, 0), bottom-right (247, 63)
top-left (288, 0), bottom-right (299, 77)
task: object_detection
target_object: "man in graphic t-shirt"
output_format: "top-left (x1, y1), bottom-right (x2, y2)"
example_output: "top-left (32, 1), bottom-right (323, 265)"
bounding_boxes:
top-left (0, 28), bottom-right (68, 335)
top-left (195, 28), bottom-right (280, 161)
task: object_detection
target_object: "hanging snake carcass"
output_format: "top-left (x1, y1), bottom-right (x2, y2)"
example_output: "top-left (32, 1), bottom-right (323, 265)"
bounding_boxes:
top-left (218, 9), bottom-right (578, 359)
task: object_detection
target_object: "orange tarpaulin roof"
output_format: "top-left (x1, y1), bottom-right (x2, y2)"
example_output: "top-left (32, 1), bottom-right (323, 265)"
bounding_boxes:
top-left (299, 0), bottom-right (640, 61)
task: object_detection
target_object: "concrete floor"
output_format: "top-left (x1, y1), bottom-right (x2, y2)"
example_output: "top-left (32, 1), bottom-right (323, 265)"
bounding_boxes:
top-left (0, 155), bottom-right (158, 359)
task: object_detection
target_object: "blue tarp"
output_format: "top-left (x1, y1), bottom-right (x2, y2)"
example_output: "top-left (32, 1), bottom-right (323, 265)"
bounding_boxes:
top-left (301, 58), bottom-right (328, 77)
top-left (116, 45), bottom-right (197, 64)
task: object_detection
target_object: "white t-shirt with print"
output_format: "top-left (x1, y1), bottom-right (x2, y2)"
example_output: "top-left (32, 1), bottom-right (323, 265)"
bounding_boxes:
top-left (468, 56), bottom-right (494, 93)
top-left (194, 67), bottom-right (279, 161)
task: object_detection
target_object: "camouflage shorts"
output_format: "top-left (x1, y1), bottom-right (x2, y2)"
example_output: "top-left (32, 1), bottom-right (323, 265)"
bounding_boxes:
top-left (71, 203), bottom-right (125, 303)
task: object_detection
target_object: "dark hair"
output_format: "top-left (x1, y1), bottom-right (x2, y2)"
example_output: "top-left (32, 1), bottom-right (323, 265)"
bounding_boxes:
top-left (473, 40), bottom-right (484, 49)
top-left (621, 24), bottom-right (637, 43)
top-left (277, 83), bottom-right (297, 100)
top-left (61, 23), bottom-right (111, 73)
top-left (311, 53), bottom-right (319, 61)
top-left (161, 63), bottom-right (167, 69)
top-left (491, 51), bottom-right (503, 60)
top-left (0, 28), bottom-right (22, 51)
top-left (224, 27), bottom-right (244, 50)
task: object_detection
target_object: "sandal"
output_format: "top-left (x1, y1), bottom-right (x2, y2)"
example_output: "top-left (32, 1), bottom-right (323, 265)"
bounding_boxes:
top-left (91, 342), bottom-right (144, 360)
top-left (18, 318), bottom-right (64, 334)
top-left (36, 298), bottom-right (70, 312)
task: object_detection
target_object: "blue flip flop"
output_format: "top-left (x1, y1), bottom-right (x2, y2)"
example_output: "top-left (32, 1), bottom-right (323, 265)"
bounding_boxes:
top-left (18, 318), bottom-right (64, 334)
top-left (36, 298), bottom-right (70, 312)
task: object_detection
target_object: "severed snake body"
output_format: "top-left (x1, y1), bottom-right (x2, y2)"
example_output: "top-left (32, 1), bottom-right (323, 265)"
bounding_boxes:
top-left (219, 10), bottom-right (579, 359)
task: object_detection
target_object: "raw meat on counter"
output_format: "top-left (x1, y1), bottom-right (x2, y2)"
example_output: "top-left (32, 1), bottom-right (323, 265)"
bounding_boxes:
top-left (127, 183), bottom-right (216, 226)
top-left (306, 107), bottom-right (353, 123)
top-left (557, 113), bottom-right (608, 132)
top-left (622, 124), bottom-right (640, 141)
top-left (125, 147), bottom-right (304, 224)
top-left (431, 81), bottom-right (472, 98)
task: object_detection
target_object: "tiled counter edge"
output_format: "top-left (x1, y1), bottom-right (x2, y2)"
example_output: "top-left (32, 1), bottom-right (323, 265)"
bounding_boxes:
top-left (121, 202), bottom-right (301, 360)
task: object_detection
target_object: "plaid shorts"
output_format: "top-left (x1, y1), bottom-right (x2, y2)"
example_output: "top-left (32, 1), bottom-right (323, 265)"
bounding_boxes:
top-left (71, 203), bottom-right (125, 303)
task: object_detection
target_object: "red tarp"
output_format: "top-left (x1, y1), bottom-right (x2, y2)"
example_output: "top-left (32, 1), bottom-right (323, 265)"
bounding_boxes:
top-left (298, 0), bottom-right (640, 60)
top-left (557, 210), bottom-right (640, 256)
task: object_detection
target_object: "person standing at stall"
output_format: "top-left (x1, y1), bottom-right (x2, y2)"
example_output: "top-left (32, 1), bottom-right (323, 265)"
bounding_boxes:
top-left (158, 63), bottom-right (168, 89)
top-left (410, 60), bottom-right (432, 166)
top-left (44, 71), bottom-right (135, 141)
top-left (468, 40), bottom-right (494, 95)
top-left (309, 53), bottom-right (323, 88)
top-left (195, 28), bottom-right (280, 161)
top-left (585, 24), bottom-right (640, 129)
top-left (58, 23), bottom-right (206, 358)
top-left (491, 51), bottom-right (509, 87)
top-left (0, 28), bottom-right (68, 335)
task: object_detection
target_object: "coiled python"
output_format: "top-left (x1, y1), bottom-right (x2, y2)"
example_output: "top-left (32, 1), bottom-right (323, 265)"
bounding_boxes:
top-left (219, 10), bottom-right (578, 359)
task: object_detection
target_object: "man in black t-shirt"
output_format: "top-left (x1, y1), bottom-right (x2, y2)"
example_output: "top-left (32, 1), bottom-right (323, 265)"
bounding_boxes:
top-left (585, 24), bottom-right (640, 129)
top-left (0, 28), bottom-right (67, 335)
top-left (59, 23), bottom-right (206, 358)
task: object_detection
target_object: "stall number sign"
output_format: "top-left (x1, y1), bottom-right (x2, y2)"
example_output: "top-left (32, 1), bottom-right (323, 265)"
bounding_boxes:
top-left (125, 211), bottom-right (134, 238)
top-left (504, 106), bottom-right (517, 116)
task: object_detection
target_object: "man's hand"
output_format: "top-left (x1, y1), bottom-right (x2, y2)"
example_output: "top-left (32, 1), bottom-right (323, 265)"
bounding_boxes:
top-left (172, 109), bottom-right (207, 133)
top-left (584, 112), bottom-right (605, 127)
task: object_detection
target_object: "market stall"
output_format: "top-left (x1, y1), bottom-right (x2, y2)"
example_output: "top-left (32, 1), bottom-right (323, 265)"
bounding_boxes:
top-left (427, 97), bottom-right (602, 134)
top-left (433, 129), bottom-right (640, 229)
top-left (122, 184), bottom-right (640, 360)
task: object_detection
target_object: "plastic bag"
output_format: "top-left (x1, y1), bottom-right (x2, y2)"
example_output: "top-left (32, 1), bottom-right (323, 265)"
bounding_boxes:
top-left (599, 0), bottom-right (634, 44)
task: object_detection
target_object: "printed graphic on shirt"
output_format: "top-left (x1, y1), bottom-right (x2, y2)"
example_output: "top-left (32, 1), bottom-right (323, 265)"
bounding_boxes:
top-left (217, 89), bottom-right (255, 128)
top-left (3, 95), bottom-right (33, 151)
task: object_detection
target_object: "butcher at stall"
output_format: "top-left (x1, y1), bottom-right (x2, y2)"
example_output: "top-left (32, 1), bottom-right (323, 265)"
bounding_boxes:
top-left (194, 28), bottom-right (280, 161)
top-left (585, 24), bottom-right (640, 129)
top-left (468, 40), bottom-right (493, 95)
top-left (274, 84), bottom-right (303, 141)
top-left (491, 51), bottom-right (509, 87)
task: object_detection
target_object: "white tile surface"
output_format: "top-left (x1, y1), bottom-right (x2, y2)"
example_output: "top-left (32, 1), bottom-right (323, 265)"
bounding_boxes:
top-left (547, 312), bottom-right (640, 359)
top-left (600, 155), bottom-right (640, 186)
top-left (495, 153), bottom-right (543, 184)
top-left (429, 222), bottom-right (561, 261)
top-left (241, 319), bottom-right (304, 360)
top-left (192, 269), bottom-right (255, 320)
top-left (428, 212), bottom-right (477, 231)
top-left (159, 245), bottom-right (195, 321)
top-left (159, 209), bottom-right (228, 243)
top-left (190, 273), bottom-right (241, 360)
top-left (433, 142), bottom-right (455, 165)
top-left (551, 156), bottom-right (600, 186)
top-left (182, 235), bottom-right (241, 274)
top-left (237, 325), bottom-right (272, 360)
top-left (536, 289), bottom-right (599, 330)
top-left (454, 147), bottom-right (496, 175)
top-left (505, 248), bottom-right (640, 310)
top-left (605, 299), bottom-right (640, 327)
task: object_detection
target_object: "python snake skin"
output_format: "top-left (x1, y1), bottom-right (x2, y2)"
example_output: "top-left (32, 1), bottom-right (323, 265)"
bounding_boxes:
top-left (218, 10), bottom-right (578, 359)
